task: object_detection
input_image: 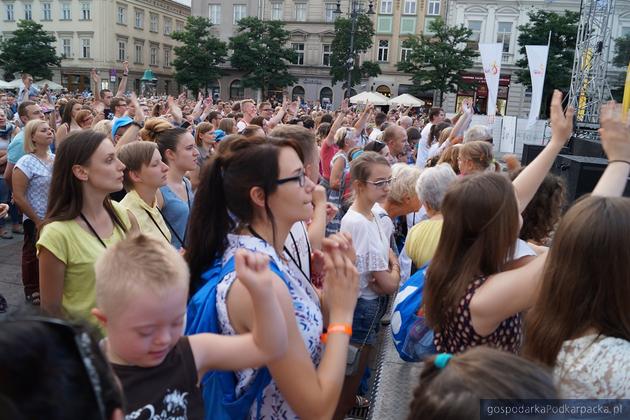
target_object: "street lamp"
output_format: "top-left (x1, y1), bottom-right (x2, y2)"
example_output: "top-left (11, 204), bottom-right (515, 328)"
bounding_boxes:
top-left (334, 0), bottom-right (374, 98)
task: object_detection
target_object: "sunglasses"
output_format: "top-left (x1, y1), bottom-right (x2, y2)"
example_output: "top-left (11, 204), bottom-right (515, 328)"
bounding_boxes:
top-left (10, 316), bottom-right (109, 420)
top-left (276, 168), bottom-right (306, 187)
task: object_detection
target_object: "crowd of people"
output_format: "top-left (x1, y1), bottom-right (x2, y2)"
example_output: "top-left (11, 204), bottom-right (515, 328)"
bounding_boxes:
top-left (1, 68), bottom-right (630, 420)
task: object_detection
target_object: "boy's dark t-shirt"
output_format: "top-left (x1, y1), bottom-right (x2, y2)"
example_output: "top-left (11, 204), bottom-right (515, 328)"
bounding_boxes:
top-left (112, 336), bottom-right (204, 420)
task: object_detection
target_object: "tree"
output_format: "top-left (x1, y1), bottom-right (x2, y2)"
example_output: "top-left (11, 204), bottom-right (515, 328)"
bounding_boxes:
top-left (397, 17), bottom-right (478, 105)
top-left (613, 34), bottom-right (630, 68)
top-left (229, 17), bottom-right (297, 97)
top-left (330, 15), bottom-right (381, 90)
top-left (171, 16), bottom-right (228, 94)
top-left (515, 10), bottom-right (579, 116)
top-left (0, 20), bottom-right (62, 80)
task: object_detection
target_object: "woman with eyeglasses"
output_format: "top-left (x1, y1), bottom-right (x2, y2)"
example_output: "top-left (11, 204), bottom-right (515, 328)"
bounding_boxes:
top-left (185, 135), bottom-right (360, 419)
top-left (335, 151), bottom-right (400, 419)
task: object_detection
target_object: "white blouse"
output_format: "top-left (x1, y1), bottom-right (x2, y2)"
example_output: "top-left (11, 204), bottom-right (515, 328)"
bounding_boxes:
top-left (554, 334), bottom-right (630, 399)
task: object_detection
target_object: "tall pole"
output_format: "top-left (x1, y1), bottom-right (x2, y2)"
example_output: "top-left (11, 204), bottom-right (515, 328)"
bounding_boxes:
top-left (346, 0), bottom-right (357, 98)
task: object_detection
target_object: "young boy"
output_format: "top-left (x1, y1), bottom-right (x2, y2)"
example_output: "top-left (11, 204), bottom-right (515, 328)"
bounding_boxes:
top-left (92, 234), bottom-right (288, 419)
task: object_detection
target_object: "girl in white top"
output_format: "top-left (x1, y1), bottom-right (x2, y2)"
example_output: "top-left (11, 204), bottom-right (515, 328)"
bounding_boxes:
top-left (337, 151), bottom-right (400, 419)
top-left (523, 101), bottom-right (630, 399)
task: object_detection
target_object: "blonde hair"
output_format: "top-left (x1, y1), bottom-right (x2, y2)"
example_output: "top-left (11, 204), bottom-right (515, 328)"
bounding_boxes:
top-left (93, 119), bottom-right (113, 139)
top-left (117, 142), bottom-right (159, 191)
top-left (95, 234), bottom-right (189, 312)
top-left (194, 122), bottom-right (214, 147)
top-left (23, 120), bottom-right (49, 154)
top-left (459, 141), bottom-right (497, 172)
top-left (389, 163), bottom-right (421, 203)
top-left (139, 117), bottom-right (173, 142)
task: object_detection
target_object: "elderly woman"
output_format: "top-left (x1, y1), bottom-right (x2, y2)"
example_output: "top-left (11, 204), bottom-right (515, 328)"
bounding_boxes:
top-left (404, 163), bottom-right (457, 270)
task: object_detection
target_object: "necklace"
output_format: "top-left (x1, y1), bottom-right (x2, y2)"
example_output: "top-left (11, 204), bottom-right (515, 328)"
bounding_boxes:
top-left (31, 153), bottom-right (53, 174)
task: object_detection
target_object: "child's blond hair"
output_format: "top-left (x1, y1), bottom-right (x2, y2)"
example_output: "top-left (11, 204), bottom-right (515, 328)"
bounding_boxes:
top-left (95, 234), bottom-right (189, 312)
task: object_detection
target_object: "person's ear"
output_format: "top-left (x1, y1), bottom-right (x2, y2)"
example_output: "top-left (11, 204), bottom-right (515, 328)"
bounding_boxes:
top-left (91, 308), bottom-right (108, 328)
top-left (72, 164), bottom-right (89, 182)
top-left (164, 148), bottom-right (177, 163)
top-left (128, 169), bottom-right (143, 185)
top-left (249, 186), bottom-right (266, 209)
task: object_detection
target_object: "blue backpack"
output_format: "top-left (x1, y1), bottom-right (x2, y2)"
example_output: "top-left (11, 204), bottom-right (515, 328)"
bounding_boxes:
top-left (186, 256), bottom-right (288, 420)
top-left (390, 263), bottom-right (436, 362)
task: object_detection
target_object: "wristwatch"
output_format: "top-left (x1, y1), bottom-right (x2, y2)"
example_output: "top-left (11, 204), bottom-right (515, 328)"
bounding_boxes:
top-left (132, 121), bottom-right (144, 129)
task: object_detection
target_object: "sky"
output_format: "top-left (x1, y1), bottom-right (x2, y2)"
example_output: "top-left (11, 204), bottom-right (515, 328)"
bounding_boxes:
top-left (174, 0), bottom-right (191, 6)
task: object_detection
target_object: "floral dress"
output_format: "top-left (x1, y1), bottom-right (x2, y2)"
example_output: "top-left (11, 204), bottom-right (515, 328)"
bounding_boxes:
top-left (216, 233), bottom-right (323, 419)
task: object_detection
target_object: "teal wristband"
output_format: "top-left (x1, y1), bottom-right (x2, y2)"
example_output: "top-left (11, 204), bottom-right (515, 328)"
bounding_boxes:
top-left (434, 353), bottom-right (453, 369)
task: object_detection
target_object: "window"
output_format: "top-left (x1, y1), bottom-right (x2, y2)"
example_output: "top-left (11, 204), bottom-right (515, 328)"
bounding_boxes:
top-left (292, 43), bottom-right (304, 65)
top-left (295, 3), bottom-right (306, 21)
top-left (61, 2), bottom-right (71, 20)
top-left (230, 80), bottom-right (244, 99)
top-left (325, 3), bottom-right (336, 22)
top-left (62, 38), bottom-right (72, 58)
top-left (164, 17), bottom-right (172, 34)
top-left (118, 40), bottom-right (127, 61)
top-left (320, 87), bottom-right (333, 108)
top-left (292, 86), bottom-right (305, 101)
top-left (164, 48), bottom-right (171, 66)
top-left (427, 0), bottom-right (440, 16)
top-left (5, 3), bottom-right (14, 21)
top-left (150, 14), bottom-right (158, 32)
top-left (24, 3), bottom-right (32, 20)
top-left (271, 2), bottom-right (282, 20)
top-left (80, 2), bottom-right (91, 20)
top-left (117, 6), bottom-right (126, 24)
top-left (209, 4), bottom-right (221, 24)
top-left (134, 44), bottom-right (143, 64)
top-left (380, 0), bottom-right (392, 14)
top-left (233, 5), bottom-right (246, 24)
top-left (497, 22), bottom-right (512, 53)
top-left (81, 38), bottom-right (91, 58)
top-left (378, 40), bottom-right (389, 62)
top-left (150, 46), bottom-right (158, 65)
top-left (403, 0), bottom-right (416, 15)
top-left (322, 44), bottom-right (332, 66)
top-left (467, 20), bottom-right (482, 49)
top-left (42, 2), bottom-right (52, 20)
top-left (401, 47), bottom-right (412, 62)
top-left (176, 20), bottom-right (184, 32)
top-left (135, 9), bottom-right (144, 29)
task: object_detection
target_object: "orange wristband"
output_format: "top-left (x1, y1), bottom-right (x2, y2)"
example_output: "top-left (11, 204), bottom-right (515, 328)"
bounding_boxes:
top-left (320, 323), bottom-right (352, 344)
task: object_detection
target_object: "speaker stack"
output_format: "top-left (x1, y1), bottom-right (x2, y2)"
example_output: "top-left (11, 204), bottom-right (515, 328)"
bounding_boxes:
top-left (521, 136), bottom-right (630, 202)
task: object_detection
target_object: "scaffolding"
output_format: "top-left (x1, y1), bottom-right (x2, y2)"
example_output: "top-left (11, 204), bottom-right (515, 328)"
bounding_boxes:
top-left (567, 0), bottom-right (616, 135)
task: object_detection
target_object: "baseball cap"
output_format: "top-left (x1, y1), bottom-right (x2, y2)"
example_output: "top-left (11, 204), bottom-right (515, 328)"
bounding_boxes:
top-left (112, 116), bottom-right (134, 138)
top-left (214, 129), bottom-right (226, 141)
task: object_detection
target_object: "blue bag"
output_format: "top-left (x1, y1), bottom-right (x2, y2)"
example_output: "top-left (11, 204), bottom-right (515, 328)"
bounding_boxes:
top-left (390, 263), bottom-right (436, 362)
top-left (186, 256), bottom-right (288, 420)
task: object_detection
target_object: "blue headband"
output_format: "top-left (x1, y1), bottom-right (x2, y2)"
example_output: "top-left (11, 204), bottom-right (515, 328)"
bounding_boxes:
top-left (434, 353), bottom-right (453, 369)
top-left (351, 149), bottom-right (364, 160)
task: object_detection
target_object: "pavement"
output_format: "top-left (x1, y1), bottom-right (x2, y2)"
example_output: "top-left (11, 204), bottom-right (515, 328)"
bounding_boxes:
top-left (0, 234), bottom-right (26, 312)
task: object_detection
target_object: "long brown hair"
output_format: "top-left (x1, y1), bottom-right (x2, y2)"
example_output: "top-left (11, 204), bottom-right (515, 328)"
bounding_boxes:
top-left (43, 130), bottom-right (127, 232)
top-left (60, 99), bottom-right (79, 127)
top-left (408, 347), bottom-right (557, 420)
top-left (523, 196), bottom-right (630, 366)
top-left (424, 173), bottom-right (519, 328)
top-left (186, 135), bottom-right (303, 294)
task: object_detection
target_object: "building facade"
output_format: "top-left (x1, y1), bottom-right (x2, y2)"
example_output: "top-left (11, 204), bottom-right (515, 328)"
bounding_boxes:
top-left (367, 0), bottom-right (446, 106)
top-left (0, 0), bottom-right (190, 95)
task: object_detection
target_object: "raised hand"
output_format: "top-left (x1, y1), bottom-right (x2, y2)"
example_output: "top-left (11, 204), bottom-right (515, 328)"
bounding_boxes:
top-left (320, 233), bottom-right (359, 322)
top-left (341, 98), bottom-right (349, 113)
top-left (234, 249), bottom-right (275, 295)
top-left (549, 90), bottom-right (575, 145)
top-left (0, 203), bottom-right (8, 219)
top-left (599, 101), bottom-right (630, 162)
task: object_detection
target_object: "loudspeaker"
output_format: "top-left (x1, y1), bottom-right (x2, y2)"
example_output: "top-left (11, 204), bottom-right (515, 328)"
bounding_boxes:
top-left (521, 144), bottom-right (571, 165)
top-left (551, 154), bottom-right (630, 201)
top-left (571, 137), bottom-right (605, 158)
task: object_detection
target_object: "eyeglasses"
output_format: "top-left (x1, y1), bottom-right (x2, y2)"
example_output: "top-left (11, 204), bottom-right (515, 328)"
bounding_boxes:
top-left (11, 316), bottom-right (109, 420)
top-left (261, 108), bottom-right (273, 112)
top-left (276, 168), bottom-right (306, 187)
top-left (365, 177), bottom-right (395, 188)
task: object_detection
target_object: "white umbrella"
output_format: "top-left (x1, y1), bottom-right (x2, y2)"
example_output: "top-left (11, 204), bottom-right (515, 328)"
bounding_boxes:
top-left (389, 93), bottom-right (425, 107)
top-left (349, 91), bottom-right (390, 106)
top-left (0, 80), bottom-right (12, 89)
top-left (6, 79), bottom-right (22, 89)
top-left (35, 79), bottom-right (64, 90)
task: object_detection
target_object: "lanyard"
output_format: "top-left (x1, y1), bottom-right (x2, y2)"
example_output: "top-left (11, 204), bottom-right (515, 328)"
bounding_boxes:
top-left (80, 213), bottom-right (117, 249)
top-left (144, 209), bottom-right (170, 243)
top-left (283, 225), bottom-right (311, 284)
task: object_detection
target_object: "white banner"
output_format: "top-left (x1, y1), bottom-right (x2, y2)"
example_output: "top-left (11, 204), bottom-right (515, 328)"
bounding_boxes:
top-left (525, 45), bottom-right (550, 129)
top-left (479, 43), bottom-right (503, 117)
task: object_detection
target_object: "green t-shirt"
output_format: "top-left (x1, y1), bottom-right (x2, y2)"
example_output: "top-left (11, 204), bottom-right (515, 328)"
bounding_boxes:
top-left (36, 201), bottom-right (130, 330)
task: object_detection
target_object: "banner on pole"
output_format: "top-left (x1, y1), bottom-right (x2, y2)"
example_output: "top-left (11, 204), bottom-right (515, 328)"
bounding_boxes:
top-left (525, 45), bottom-right (550, 129)
top-left (479, 43), bottom-right (503, 117)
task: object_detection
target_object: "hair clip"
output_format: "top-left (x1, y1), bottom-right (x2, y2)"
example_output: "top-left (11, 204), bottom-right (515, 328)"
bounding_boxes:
top-left (434, 353), bottom-right (453, 369)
